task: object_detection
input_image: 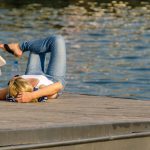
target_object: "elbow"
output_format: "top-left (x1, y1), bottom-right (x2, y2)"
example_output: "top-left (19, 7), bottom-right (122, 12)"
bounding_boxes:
top-left (58, 82), bottom-right (64, 91)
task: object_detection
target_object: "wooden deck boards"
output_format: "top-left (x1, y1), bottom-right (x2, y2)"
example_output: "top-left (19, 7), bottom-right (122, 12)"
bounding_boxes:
top-left (0, 93), bottom-right (149, 130)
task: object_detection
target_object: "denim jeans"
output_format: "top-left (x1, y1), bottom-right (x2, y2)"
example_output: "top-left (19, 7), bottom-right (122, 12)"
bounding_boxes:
top-left (19, 35), bottom-right (66, 87)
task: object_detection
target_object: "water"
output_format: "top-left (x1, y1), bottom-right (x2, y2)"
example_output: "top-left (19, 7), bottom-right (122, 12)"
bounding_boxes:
top-left (0, 0), bottom-right (150, 100)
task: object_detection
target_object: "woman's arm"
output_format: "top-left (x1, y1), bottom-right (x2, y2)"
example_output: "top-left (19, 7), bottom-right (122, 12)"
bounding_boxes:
top-left (0, 87), bottom-right (8, 100)
top-left (16, 82), bottom-right (63, 103)
top-left (39, 84), bottom-right (58, 99)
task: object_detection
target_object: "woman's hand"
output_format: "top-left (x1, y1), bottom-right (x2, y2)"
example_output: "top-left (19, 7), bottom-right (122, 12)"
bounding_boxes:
top-left (15, 82), bottom-right (63, 103)
top-left (16, 92), bottom-right (33, 103)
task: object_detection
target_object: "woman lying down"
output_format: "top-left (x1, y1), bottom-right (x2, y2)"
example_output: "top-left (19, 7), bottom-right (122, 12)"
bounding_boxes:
top-left (0, 35), bottom-right (66, 103)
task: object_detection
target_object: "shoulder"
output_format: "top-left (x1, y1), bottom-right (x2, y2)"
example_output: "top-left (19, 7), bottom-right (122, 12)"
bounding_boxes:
top-left (23, 77), bottom-right (39, 87)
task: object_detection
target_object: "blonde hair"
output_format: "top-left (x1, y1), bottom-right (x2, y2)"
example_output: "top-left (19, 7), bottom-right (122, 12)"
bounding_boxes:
top-left (8, 77), bottom-right (37, 102)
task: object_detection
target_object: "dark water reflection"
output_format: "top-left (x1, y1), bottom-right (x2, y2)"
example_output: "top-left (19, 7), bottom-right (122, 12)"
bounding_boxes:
top-left (0, 0), bottom-right (150, 100)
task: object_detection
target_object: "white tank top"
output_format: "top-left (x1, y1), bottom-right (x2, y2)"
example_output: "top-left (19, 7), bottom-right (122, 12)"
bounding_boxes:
top-left (21, 75), bottom-right (53, 88)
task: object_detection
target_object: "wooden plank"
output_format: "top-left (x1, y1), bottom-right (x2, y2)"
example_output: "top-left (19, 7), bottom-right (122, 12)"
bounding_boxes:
top-left (0, 93), bottom-right (149, 130)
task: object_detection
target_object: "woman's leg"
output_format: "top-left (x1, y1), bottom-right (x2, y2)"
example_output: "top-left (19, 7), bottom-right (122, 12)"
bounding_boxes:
top-left (25, 52), bottom-right (45, 75)
top-left (20, 35), bottom-right (57, 54)
top-left (20, 35), bottom-right (56, 75)
top-left (20, 35), bottom-right (66, 86)
top-left (46, 35), bottom-right (66, 87)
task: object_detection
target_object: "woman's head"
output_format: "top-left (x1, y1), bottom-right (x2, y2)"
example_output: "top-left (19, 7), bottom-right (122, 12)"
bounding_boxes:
top-left (8, 77), bottom-right (33, 98)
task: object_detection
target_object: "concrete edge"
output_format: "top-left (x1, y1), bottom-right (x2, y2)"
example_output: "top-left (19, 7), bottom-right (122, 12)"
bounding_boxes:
top-left (1, 132), bottom-right (150, 150)
top-left (0, 121), bottom-right (150, 148)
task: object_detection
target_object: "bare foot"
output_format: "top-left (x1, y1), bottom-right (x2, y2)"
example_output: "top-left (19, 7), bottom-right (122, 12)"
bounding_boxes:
top-left (0, 43), bottom-right (22, 58)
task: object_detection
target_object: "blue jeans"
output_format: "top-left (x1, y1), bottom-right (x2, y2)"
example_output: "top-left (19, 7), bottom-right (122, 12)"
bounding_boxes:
top-left (19, 35), bottom-right (66, 87)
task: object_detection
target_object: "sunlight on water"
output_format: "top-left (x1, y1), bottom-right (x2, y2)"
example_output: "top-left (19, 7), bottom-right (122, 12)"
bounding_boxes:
top-left (0, 0), bottom-right (150, 100)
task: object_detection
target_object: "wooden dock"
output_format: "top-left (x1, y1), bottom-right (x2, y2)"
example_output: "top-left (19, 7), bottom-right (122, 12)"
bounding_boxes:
top-left (0, 93), bottom-right (150, 150)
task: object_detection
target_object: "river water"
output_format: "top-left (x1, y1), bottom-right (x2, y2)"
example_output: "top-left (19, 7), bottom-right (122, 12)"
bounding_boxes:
top-left (0, 0), bottom-right (150, 100)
